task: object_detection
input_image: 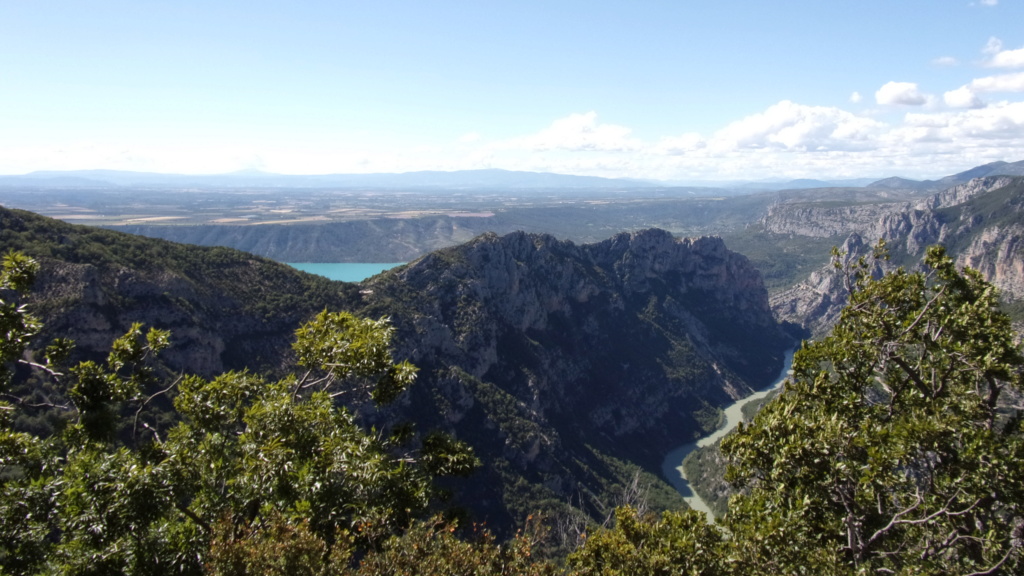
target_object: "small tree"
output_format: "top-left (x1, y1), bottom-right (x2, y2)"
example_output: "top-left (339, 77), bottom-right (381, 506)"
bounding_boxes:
top-left (0, 251), bottom-right (52, 573)
top-left (722, 245), bottom-right (1024, 574)
top-left (0, 254), bottom-right (477, 575)
top-left (567, 507), bottom-right (726, 576)
top-left (568, 245), bottom-right (1024, 575)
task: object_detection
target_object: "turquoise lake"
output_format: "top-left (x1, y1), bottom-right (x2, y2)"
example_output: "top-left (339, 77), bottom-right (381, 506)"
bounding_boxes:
top-left (287, 263), bottom-right (404, 282)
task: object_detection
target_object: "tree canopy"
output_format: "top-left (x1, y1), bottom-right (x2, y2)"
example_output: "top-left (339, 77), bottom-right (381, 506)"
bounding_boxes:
top-left (0, 252), bottom-right (481, 575)
top-left (571, 245), bottom-right (1024, 575)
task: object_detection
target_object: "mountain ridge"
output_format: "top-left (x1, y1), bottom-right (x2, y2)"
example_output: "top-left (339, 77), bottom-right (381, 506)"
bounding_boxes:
top-left (4, 159), bottom-right (1022, 192)
top-left (865, 160), bottom-right (1024, 192)
top-left (770, 176), bottom-right (1024, 334)
top-left (355, 228), bottom-right (793, 530)
top-left (1, 168), bottom-right (656, 190)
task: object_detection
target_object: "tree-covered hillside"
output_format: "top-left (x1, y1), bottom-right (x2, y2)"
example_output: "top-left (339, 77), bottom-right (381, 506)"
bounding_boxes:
top-left (0, 206), bottom-right (359, 378)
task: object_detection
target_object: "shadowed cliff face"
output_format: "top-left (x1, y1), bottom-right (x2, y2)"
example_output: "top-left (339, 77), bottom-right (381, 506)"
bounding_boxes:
top-left (371, 229), bottom-right (788, 419)
top-left (26, 260), bottom-right (348, 377)
top-left (0, 206), bottom-right (356, 379)
top-left (359, 229), bottom-right (793, 531)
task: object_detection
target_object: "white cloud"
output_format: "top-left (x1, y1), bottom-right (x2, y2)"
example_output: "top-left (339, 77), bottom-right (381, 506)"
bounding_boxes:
top-left (944, 86), bottom-right (986, 108)
top-left (9, 96), bottom-right (1024, 183)
top-left (984, 37), bottom-right (1003, 55)
top-left (850, 91), bottom-right (863, 103)
top-left (970, 71), bottom-right (1024, 93)
top-left (482, 100), bottom-right (1024, 180)
top-left (884, 102), bottom-right (1024, 156)
top-left (875, 81), bottom-right (930, 106)
top-left (932, 56), bottom-right (959, 67)
top-left (981, 37), bottom-right (1024, 68)
top-left (981, 0), bottom-right (998, 6)
top-left (952, 101), bottom-right (1024, 140)
top-left (654, 133), bottom-right (705, 155)
top-left (986, 46), bottom-right (1024, 69)
top-left (499, 112), bottom-right (642, 152)
top-left (906, 101), bottom-right (1024, 142)
top-left (710, 101), bottom-right (884, 152)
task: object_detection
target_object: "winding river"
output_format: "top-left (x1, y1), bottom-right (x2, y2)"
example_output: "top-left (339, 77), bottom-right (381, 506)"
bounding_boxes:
top-left (660, 350), bottom-right (795, 518)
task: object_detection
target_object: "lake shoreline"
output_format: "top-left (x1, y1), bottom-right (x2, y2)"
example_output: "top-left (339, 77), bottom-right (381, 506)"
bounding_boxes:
top-left (287, 262), bottom-right (405, 283)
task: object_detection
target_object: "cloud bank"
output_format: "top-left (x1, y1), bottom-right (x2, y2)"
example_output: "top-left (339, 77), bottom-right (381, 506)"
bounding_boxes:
top-left (460, 96), bottom-right (1024, 181)
top-left (8, 98), bottom-right (1023, 182)
top-left (5, 37), bottom-right (1024, 182)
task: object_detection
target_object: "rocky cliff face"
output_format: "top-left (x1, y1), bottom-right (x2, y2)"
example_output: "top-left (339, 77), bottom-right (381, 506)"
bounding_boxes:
top-left (770, 176), bottom-right (1024, 333)
top-left (373, 228), bottom-right (787, 412)
top-left (358, 229), bottom-right (793, 529)
top-left (956, 224), bottom-right (1024, 301)
top-left (769, 234), bottom-right (883, 336)
top-left (759, 201), bottom-right (913, 239)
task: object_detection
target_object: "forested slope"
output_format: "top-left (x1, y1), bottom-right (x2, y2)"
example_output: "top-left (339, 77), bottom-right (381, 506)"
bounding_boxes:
top-left (1, 206), bottom-right (358, 379)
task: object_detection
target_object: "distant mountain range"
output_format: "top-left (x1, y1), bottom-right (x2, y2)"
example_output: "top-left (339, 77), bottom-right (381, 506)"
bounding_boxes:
top-left (864, 160), bottom-right (1024, 192)
top-left (723, 160), bottom-right (1024, 192)
top-left (0, 168), bottom-right (656, 190)
top-left (1, 160), bottom-right (1022, 192)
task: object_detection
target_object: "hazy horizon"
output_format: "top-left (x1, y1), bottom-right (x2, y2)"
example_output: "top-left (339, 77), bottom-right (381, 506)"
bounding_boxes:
top-left (3, 1), bottom-right (1023, 182)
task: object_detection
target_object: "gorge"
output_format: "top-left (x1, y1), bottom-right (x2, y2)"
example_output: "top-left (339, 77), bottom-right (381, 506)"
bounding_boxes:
top-left (0, 207), bottom-right (793, 537)
top-left (662, 349), bottom-right (794, 518)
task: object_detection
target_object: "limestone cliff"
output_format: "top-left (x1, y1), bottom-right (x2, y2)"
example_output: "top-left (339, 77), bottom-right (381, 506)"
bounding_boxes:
top-left (358, 229), bottom-right (793, 529)
top-left (770, 176), bottom-right (1024, 333)
top-left (759, 200), bottom-right (913, 240)
top-left (956, 224), bottom-right (1024, 301)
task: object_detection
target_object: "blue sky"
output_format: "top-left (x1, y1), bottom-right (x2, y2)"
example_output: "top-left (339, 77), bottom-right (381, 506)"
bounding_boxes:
top-left (2, 0), bottom-right (1024, 181)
